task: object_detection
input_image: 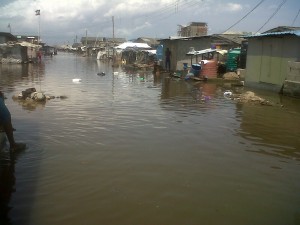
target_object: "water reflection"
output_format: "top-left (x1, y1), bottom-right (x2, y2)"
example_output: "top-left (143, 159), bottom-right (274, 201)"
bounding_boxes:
top-left (159, 76), bottom-right (300, 159)
top-left (0, 54), bottom-right (300, 225)
top-left (237, 102), bottom-right (300, 160)
top-left (12, 97), bottom-right (46, 111)
top-left (0, 63), bottom-right (45, 94)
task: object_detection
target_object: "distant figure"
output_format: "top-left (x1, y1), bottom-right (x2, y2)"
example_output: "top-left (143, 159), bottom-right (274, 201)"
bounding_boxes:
top-left (234, 55), bottom-right (240, 70)
top-left (0, 91), bottom-right (25, 151)
top-left (37, 51), bottom-right (42, 62)
top-left (165, 47), bottom-right (171, 72)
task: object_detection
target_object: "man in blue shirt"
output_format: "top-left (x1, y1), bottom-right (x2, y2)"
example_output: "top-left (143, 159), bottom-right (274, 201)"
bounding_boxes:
top-left (165, 47), bottom-right (171, 72)
top-left (0, 91), bottom-right (25, 151)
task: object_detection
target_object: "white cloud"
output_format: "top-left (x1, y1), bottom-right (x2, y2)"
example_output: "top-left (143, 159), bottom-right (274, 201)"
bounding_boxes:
top-left (219, 2), bottom-right (243, 12)
top-left (227, 3), bottom-right (243, 11)
top-left (0, 0), bottom-right (297, 45)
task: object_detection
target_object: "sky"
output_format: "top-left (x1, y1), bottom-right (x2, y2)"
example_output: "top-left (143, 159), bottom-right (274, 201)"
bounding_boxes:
top-left (0, 0), bottom-right (299, 45)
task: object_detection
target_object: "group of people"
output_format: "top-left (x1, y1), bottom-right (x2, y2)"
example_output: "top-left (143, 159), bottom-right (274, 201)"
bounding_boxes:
top-left (0, 91), bottom-right (25, 152)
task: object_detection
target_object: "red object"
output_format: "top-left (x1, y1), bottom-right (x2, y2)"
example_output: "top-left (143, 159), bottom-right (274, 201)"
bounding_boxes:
top-left (37, 51), bottom-right (42, 61)
top-left (200, 60), bottom-right (217, 78)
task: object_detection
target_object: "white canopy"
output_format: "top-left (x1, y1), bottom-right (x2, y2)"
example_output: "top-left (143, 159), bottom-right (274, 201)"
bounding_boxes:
top-left (186, 48), bottom-right (227, 56)
top-left (114, 42), bottom-right (151, 50)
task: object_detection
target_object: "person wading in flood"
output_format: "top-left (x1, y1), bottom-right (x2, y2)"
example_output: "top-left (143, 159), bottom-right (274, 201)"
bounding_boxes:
top-left (165, 47), bottom-right (171, 72)
top-left (0, 91), bottom-right (25, 151)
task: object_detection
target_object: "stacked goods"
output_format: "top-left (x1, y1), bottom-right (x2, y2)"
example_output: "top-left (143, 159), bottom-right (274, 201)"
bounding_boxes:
top-left (226, 48), bottom-right (241, 71)
top-left (200, 60), bottom-right (217, 78)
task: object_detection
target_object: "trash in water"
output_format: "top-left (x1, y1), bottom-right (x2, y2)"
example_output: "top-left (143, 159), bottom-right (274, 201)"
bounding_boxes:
top-left (223, 90), bottom-right (233, 98)
top-left (97, 72), bottom-right (105, 76)
top-left (72, 78), bottom-right (82, 83)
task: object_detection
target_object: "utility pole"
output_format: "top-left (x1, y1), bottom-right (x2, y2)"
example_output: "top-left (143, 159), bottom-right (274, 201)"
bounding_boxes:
top-left (35, 9), bottom-right (41, 45)
top-left (112, 16), bottom-right (115, 40)
top-left (85, 29), bottom-right (88, 56)
top-left (7, 23), bottom-right (11, 33)
top-left (35, 9), bottom-right (42, 90)
top-left (112, 16), bottom-right (115, 62)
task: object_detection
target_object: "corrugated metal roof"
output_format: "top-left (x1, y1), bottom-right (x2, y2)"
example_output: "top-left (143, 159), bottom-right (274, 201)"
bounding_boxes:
top-left (244, 30), bottom-right (300, 38)
top-left (186, 48), bottom-right (216, 55)
top-left (186, 48), bottom-right (227, 56)
top-left (262, 26), bottom-right (300, 33)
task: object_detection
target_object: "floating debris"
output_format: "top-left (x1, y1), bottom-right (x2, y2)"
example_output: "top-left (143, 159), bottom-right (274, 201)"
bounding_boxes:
top-left (223, 90), bottom-right (233, 98)
top-left (97, 72), bottom-right (105, 76)
top-left (57, 95), bottom-right (68, 99)
top-left (72, 78), bottom-right (82, 83)
top-left (16, 88), bottom-right (46, 102)
top-left (231, 91), bottom-right (273, 106)
top-left (12, 88), bottom-right (68, 110)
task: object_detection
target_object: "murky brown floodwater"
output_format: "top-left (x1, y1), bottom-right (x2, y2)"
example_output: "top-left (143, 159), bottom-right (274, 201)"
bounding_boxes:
top-left (1, 52), bottom-right (300, 225)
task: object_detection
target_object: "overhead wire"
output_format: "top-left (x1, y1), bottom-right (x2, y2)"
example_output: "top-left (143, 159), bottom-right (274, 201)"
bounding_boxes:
top-left (256, 0), bottom-right (288, 33)
top-left (291, 8), bottom-right (300, 26)
top-left (144, 0), bottom-right (202, 24)
top-left (93, 1), bottom-right (186, 35)
top-left (144, 0), bottom-right (200, 21)
top-left (91, 0), bottom-right (203, 37)
top-left (104, 0), bottom-right (203, 34)
top-left (222, 0), bottom-right (266, 33)
top-left (150, 0), bottom-right (183, 17)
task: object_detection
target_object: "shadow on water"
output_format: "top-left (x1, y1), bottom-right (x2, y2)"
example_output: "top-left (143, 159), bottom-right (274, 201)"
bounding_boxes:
top-left (0, 62), bottom-right (45, 225)
top-left (0, 146), bottom-right (25, 225)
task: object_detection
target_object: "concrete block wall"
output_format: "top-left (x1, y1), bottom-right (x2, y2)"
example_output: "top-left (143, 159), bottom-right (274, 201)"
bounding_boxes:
top-left (282, 80), bottom-right (300, 98)
top-left (283, 61), bottom-right (300, 98)
top-left (286, 61), bottom-right (300, 82)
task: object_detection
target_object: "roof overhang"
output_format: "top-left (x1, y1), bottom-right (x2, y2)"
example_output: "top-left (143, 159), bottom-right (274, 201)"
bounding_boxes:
top-left (243, 30), bottom-right (300, 38)
top-left (186, 48), bottom-right (227, 56)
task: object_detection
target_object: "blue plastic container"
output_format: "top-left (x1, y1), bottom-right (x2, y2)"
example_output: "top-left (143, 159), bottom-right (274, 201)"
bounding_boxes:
top-left (183, 63), bottom-right (188, 70)
top-left (190, 64), bottom-right (201, 76)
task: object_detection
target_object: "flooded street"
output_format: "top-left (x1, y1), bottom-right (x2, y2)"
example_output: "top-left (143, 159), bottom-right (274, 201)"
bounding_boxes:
top-left (1, 53), bottom-right (300, 225)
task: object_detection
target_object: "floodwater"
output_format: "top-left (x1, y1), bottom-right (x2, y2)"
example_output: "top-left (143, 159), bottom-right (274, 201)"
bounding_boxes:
top-left (0, 53), bottom-right (300, 225)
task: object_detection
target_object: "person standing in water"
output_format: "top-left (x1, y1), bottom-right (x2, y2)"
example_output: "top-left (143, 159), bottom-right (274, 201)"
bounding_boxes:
top-left (165, 47), bottom-right (171, 72)
top-left (0, 91), bottom-right (25, 151)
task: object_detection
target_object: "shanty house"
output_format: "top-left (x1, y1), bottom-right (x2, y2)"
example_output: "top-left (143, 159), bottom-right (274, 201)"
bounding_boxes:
top-left (15, 35), bottom-right (39, 45)
top-left (0, 32), bottom-right (17, 43)
top-left (244, 27), bottom-right (300, 95)
top-left (159, 34), bottom-right (243, 71)
top-left (81, 36), bottom-right (126, 56)
top-left (0, 32), bottom-right (28, 63)
top-left (114, 42), bottom-right (153, 65)
top-left (81, 37), bottom-right (126, 48)
top-left (135, 37), bottom-right (159, 49)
